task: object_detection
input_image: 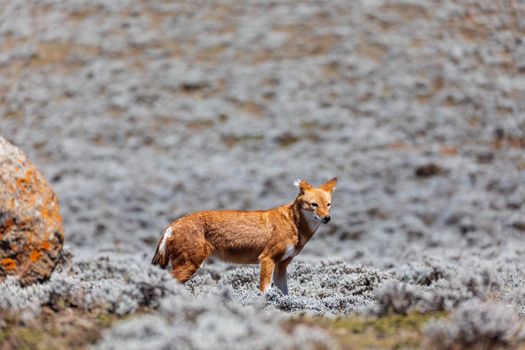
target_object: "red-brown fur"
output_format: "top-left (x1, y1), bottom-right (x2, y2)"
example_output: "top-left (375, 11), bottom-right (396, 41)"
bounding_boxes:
top-left (152, 178), bottom-right (337, 294)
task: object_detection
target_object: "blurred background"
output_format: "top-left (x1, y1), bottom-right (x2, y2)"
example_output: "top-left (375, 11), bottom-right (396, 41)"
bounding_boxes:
top-left (2, 1), bottom-right (525, 348)
top-left (0, 0), bottom-right (524, 268)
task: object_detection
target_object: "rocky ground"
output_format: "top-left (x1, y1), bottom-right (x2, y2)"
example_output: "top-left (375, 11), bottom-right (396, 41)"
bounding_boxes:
top-left (1, 0), bottom-right (525, 349)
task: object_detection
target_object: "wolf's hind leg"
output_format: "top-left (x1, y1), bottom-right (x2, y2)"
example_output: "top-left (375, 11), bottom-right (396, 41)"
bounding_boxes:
top-left (172, 260), bottom-right (201, 283)
top-left (171, 244), bottom-right (211, 283)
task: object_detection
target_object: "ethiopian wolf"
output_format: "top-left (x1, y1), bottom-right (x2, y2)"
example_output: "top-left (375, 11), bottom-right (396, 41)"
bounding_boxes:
top-left (152, 178), bottom-right (337, 294)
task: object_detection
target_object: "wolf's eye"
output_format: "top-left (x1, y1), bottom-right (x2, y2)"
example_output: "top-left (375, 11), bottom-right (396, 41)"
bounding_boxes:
top-left (327, 203), bottom-right (331, 207)
top-left (311, 203), bottom-right (318, 207)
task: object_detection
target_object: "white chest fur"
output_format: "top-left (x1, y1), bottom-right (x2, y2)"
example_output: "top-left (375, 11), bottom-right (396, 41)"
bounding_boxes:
top-left (281, 245), bottom-right (300, 261)
top-left (280, 209), bottom-right (321, 261)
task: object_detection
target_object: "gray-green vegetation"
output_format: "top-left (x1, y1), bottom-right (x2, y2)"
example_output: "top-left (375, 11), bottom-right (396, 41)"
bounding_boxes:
top-left (1, 0), bottom-right (524, 348)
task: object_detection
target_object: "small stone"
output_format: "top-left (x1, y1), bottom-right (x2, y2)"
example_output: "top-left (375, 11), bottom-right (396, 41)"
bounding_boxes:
top-left (0, 137), bottom-right (64, 285)
top-left (512, 222), bottom-right (525, 231)
top-left (415, 163), bottom-right (445, 178)
top-left (476, 151), bottom-right (494, 164)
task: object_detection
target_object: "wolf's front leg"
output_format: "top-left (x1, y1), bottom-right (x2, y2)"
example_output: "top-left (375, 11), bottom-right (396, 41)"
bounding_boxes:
top-left (273, 258), bottom-right (292, 295)
top-left (259, 257), bottom-right (276, 294)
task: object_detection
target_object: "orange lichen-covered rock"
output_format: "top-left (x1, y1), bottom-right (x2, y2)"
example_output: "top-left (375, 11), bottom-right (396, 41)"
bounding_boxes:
top-left (0, 137), bottom-right (64, 285)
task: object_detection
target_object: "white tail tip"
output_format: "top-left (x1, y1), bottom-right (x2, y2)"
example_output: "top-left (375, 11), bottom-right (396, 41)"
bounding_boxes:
top-left (159, 226), bottom-right (173, 252)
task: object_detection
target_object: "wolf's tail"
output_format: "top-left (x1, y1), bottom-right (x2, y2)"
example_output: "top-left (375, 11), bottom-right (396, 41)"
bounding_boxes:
top-left (151, 226), bottom-right (173, 268)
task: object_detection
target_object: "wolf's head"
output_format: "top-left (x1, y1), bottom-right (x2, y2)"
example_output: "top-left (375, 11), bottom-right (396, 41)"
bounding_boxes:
top-left (294, 178), bottom-right (337, 224)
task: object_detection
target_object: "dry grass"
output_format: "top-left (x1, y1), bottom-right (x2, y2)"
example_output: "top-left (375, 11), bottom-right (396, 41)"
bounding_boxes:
top-left (0, 307), bottom-right (134, 350)
top-left (293, 312), bottom-right (448, 350)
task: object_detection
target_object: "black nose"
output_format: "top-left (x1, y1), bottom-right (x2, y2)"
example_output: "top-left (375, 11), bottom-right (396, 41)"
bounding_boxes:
top-left (322, 216), bottom-right (331, 224)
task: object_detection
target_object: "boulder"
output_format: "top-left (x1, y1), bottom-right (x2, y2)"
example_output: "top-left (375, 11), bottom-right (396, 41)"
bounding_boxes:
top-left (0, 137), bottom-right (64, 285)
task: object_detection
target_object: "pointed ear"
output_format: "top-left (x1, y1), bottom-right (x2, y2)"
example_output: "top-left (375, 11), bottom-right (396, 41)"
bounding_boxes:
top-left (294, 179), bottom-right (312, 193)
top-left (320, 177), bottom-right (337, 192)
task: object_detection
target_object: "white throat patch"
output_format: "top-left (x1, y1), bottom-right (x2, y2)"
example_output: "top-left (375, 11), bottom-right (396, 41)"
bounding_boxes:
top-left (300, 209), bottom-right (321, 234)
